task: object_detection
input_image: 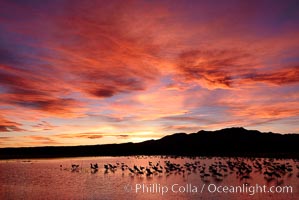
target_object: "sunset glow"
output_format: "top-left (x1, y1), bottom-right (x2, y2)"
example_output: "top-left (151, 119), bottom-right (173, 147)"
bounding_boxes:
top-left (0, 0), bottom-right (299, 147)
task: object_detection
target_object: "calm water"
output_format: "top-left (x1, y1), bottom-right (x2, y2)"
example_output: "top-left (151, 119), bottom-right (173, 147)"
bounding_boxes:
top-left (0, 156), bottom-right (298, 200)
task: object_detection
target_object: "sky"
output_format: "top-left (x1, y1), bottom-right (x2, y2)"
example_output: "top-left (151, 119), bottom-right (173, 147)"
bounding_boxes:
top-left (0, 0), bottom-right (299, 147)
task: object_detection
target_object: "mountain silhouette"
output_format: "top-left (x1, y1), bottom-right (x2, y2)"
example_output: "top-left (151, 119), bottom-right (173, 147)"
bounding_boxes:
top-left (0, 127), bottom-right (298, 159)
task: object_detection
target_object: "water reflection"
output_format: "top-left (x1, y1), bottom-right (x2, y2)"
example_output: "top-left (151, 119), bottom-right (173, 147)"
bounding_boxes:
top-left (1, 156), bottom-right (298, 200)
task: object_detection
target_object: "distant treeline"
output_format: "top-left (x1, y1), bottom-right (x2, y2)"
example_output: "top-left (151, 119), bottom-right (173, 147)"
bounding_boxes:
top-left (1, 127), bottom-right (298, 159)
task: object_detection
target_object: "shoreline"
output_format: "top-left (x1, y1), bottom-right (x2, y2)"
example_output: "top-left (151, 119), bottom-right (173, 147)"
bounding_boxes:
top-left (1, 152), bottom-right (299, 160)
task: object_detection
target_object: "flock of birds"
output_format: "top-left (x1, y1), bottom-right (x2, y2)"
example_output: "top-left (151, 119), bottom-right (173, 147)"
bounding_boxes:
top-left (63, 156), bottom-right (299, 185)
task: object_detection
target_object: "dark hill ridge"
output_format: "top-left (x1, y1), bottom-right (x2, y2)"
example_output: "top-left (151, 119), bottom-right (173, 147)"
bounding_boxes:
top-left (137, 127), bottom-right (298, 156)
top-left (0, 127), bottom-right (298, 159)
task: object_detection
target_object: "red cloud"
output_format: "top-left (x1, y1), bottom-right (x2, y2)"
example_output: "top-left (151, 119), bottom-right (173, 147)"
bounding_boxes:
top-left (0, 0), bottom-right (299, 147)
top-left (176, 50), bottom-right (299, 89)
top-left (0, 1), bottom-right (164, 120)
top-left (242, 66), bottom-right (299, 85)
top-left (39, 0), bottom-right (163, 99)
top-left (176, 49), bottom-right (254, 89)
top-left (0, 116), bottom-right (24, 132)
top-left (0, 64), bottom-right (85, 117)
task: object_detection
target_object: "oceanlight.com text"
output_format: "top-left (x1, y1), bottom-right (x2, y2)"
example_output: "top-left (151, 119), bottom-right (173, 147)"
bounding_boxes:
top-left (124, 183), bottom-right (293, 196)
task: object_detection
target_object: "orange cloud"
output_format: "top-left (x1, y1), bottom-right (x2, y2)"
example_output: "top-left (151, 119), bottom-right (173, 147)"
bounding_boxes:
top-left (230, 102), bottom-right (299, 119)
top-left (0, 116), bottom-right (24, 132)
top-left (242, 65), bottom-right (299, 85)
top-left (176, 49), bottom-right (299, 90)
top-left (175, 49), bottom-right (255, 89)
top-left (31, 121), bottom-right (57, 131)
top-left (55, 132), bottom-right (104, 139)
top-left (0, 0), bottom-right (299, 147)
top-left (0, 65), bottom-right (85, 118)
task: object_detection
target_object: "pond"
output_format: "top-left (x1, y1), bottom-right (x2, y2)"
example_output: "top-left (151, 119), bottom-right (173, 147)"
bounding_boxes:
top-left (0, 156), bottom-right (298, 199)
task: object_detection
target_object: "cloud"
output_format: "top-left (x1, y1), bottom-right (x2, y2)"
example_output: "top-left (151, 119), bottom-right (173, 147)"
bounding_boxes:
top-left (163, 125), bottom-right (202, 133)
top-left (54, 132), bottom-right (130, 140)
top-left (0, 64), bottom-right (85, 118)
top-left (0, 116), bottom-right (24, 132)
top-left (116, 135), bottom-right (129, 138)
top-left (230, 102), bottom-right (299, 119)
top-left (55, 132), bottom-right (104, 139)
top-left (176, 49), bottom-right (299, 89)
top-left (242, 65), bottom-right (299, 85)
top-left (176, 49), bottom-right (255, 89)
top-left (19, 135), bottom-right (62, 146)
top-left (54, 132), bottom-right (157, 140)
top-left (22, 141), bottom-right (62, 146)
top-left (0, 0), bottom-right (299, 147)
top-left (25, 135), bottom-right (54, 141)
top-left (32, 121), bottom-right (57, 131)
top-left (0, 0), bottom-right (165, 121)
top-left (38, 0), bottom-right (164, 99)
top-left (161, 115), bottom-right (213, 124)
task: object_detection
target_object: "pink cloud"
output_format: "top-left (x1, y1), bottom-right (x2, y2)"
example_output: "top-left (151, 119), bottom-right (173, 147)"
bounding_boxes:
top-left (0, 0), bottom-right (299, 146)
top-left (0, 116), bottom-right (24, 132)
